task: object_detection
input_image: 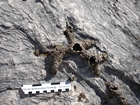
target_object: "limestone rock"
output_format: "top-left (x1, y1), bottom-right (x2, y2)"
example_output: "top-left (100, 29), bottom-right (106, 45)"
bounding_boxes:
top-left (0, 0), bottom-right (140, 105)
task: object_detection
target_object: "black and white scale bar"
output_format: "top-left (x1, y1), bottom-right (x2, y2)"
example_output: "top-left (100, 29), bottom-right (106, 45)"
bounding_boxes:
top-left (21, 82), bottom-right (71, 94)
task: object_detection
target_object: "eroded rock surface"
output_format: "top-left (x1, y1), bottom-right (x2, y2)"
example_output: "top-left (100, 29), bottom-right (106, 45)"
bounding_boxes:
top-left (0, 0), bottom-right (140, 105)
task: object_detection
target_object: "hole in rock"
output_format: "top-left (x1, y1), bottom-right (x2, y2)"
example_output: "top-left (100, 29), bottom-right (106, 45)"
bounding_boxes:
top-left (63, 31), bottom-right (67, 35)
top-left (89, 56), bottom-right (96, 65)
top-left (111, 86), bottom-right (118, 90)
top-left (73, 43), bottom-right (82, 51)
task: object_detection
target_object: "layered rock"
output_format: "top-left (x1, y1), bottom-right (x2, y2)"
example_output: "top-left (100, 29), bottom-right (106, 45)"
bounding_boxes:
top-left (0, 0), bottom-right (140, 105)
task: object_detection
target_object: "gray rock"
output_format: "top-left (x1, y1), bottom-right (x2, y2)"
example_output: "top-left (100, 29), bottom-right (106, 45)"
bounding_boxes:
top-left (0, 0), bottom-right (140, 105)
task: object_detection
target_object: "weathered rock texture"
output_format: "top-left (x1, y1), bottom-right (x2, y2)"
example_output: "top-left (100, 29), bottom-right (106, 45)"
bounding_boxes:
top-left (0, 0), bottom-right (140, 105)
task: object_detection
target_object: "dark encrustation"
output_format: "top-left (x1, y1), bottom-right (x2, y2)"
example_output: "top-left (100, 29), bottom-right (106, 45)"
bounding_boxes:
top-left (34, 22), bottom-right (107, 75)
top-left (105, 82), bottom-right (130, 105)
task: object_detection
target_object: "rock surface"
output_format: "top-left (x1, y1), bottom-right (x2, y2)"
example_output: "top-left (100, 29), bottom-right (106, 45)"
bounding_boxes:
top-left (0, 0), bottom-right (140, 105)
